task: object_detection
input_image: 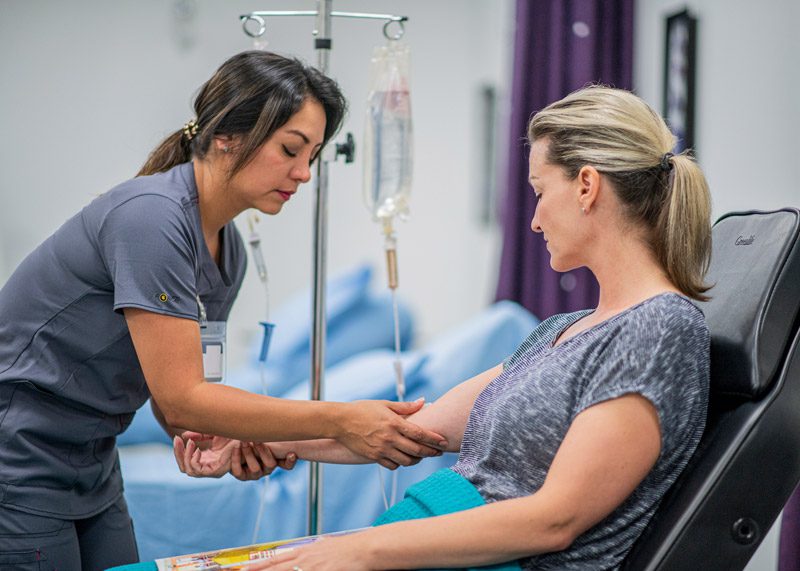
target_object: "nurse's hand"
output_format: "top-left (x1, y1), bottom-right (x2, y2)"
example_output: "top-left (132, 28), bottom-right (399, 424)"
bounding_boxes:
top-left (230, 441), bottom-right (298, 481)
top-left (337, 399), bottom-right (447, 470)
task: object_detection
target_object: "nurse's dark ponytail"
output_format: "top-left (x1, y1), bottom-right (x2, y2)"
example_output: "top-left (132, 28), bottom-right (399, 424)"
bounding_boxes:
top-left (138, 50), bottom-right (347, 177)
top-left (138, 129), bottom-right (192, 177)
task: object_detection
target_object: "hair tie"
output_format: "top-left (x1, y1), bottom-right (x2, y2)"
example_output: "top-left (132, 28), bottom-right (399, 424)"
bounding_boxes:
top-left (182, 119), bottom-right (199, 141)
top-left (660, 152), bottom-right (674, 172)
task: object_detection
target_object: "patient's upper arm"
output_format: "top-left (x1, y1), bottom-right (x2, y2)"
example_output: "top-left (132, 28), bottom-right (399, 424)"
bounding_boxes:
top-left (406, 364), bottom-right (503, 452)
top-left (536, 393), bottom-right (661, 539)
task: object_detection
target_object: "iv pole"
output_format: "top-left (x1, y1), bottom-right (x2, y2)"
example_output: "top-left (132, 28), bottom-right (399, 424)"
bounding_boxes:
top-left (309, 0), bottom-right (331, 540)
top-left (239, 2), bottom-right (408, 537)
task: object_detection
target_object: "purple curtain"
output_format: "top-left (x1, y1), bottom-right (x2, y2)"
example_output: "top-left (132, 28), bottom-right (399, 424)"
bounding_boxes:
top-left (495, 0), bottom-right (634, 319)
top-left (781, 490), bottom-right (800, 570)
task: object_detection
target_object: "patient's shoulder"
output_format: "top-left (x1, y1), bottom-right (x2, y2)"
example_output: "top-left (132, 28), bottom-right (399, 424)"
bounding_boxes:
top-left (628, 293), bottom-right (708, 341)
top-left (610, 293), bottom-right (710, 374)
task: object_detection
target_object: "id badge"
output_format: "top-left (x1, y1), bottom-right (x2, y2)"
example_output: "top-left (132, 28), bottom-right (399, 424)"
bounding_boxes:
top-left (201, 321), bottom-right (227, 383)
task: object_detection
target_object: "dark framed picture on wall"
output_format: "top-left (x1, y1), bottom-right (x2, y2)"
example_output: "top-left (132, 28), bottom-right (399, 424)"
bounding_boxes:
top-left (663, 9), bottom-right (697, 154)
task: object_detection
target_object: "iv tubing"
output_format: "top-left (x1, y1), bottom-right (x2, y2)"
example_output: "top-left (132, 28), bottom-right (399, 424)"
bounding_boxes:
top-left (246, 212), bottom-right (272, 543)
top-left (391, 289), bottom-right (404, 401)
top-left (247, 213), bottom-right (272, 394)
top-left (247, 214), bottom-right (270, 322)
top-left (389, 286), bottom-right (402, 505)
top-left (383, 222), bottom-right (405, 402)
top-left (380, 220), bottom-right (405, 505)
top-left (252, 477), bottom-right (269, 543)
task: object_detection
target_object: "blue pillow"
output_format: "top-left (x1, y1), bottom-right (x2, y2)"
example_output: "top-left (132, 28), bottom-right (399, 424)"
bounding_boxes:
top-left (281, 349), bottom-right (428, 403)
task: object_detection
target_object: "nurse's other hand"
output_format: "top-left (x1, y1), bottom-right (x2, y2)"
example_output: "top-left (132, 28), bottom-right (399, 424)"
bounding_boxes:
top-left (338, 399), bottom-right (447, 470)
top-left (229, 442), bottom-right (298, 481)
top-left (173, 432), bottom-right (238, 478)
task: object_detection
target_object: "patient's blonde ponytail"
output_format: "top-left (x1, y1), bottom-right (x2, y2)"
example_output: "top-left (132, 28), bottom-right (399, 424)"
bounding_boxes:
top-left (656, 153), bottom-right (712, 300)
top-left (528, 85), bottom-right (712, 300)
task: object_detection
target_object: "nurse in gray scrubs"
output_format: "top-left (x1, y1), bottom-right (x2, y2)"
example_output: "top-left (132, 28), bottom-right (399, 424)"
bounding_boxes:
top-left (0, 51), bottom-right (445, 570)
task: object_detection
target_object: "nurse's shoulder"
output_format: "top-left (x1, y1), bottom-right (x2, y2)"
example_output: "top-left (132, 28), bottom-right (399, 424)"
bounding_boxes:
top-left (92, 161), bottom-right (195, 214)
top-left (79, 162), bottom-right (199, 245)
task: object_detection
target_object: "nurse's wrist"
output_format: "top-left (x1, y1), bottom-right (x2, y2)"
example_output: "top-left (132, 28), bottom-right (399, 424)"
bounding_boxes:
top-left (323, 401), bottom-right (349, 440)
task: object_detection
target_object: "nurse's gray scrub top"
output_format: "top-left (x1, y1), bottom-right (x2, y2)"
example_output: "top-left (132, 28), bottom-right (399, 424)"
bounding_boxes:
top-left (0, 162), bottom-right (246, 518)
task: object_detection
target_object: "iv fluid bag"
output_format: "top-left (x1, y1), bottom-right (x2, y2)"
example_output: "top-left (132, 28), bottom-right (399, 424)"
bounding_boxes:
top-left (363, 42), bottom-right (413, 222)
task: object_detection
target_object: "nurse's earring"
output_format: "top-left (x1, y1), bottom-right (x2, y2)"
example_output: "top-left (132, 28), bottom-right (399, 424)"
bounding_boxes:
top-left (215, 136), bottom-right (234, 154)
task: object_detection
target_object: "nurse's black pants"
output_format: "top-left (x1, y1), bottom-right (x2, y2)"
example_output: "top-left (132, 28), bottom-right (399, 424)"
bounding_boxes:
top-left (0, 495), bottom-right (138, 570)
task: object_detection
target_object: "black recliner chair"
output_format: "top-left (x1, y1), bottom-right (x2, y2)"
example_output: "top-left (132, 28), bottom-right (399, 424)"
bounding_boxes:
top-left (622, 208), bottom-right (800, 570)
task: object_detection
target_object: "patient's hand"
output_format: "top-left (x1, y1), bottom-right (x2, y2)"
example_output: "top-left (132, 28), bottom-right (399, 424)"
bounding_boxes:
top-left (173, 432), bottom-right (298, 480)
top-left (173, 432), bottom-right (238, 478)
top-left (248, 533), bottom-right (373, 571)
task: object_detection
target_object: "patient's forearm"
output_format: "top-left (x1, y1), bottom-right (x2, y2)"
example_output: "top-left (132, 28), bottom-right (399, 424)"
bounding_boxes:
top-left (325, 492), bottom-right (573, 568)
top-left (269, 439), bottom-right (372, 464)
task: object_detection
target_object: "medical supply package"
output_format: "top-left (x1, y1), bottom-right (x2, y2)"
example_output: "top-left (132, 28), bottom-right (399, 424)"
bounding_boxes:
top-left (154, 529), bottom-right (363, 570)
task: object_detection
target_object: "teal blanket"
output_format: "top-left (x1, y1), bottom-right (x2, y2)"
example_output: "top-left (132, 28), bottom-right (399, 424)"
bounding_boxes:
top-left (107, 563), bottom-right (156, 571)
top-left (373, 468), bottom-right (521, 571)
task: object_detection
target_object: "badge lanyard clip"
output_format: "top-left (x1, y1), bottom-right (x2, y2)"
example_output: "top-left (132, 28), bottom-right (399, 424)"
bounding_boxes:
top-left (197, 295), bottom-right (226, 383)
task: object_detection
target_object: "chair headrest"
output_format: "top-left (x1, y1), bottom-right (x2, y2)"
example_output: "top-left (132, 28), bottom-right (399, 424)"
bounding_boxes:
top-left (699, 208), bottom-right (800, 398)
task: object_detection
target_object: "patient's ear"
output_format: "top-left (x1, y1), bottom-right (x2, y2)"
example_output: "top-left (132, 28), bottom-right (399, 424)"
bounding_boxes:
top-left (577, 165), bottom-right (600, 213)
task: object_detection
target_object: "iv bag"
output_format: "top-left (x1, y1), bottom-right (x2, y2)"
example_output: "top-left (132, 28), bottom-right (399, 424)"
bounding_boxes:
top-left (363, 42), bottom-right (413, 222)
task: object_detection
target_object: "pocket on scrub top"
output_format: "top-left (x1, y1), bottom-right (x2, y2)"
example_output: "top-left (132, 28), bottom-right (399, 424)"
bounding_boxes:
top-left (0, 507), bottom-right (57, 569)
top-left (0, 382), bottom-right (106, 491)
top-left (3, 381), bottom-right (104, 445)
top-left (0, 550), bottom-right (47, 569)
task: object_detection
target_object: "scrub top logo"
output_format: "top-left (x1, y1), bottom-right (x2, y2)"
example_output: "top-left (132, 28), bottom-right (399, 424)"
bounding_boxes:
top-left (157, 292), bottom-right (182, 304)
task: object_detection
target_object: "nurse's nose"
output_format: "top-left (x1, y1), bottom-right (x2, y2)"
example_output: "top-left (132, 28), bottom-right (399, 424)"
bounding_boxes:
top-left (291, 161), bottom-right (312, 183)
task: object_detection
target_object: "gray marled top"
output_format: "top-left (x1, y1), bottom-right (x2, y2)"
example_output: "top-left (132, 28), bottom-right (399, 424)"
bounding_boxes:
top-left (451, 293), bottom-right (709, 570)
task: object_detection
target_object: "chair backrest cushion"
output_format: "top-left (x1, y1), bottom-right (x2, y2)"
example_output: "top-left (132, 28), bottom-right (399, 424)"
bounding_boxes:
top-left (700, 209), bottom-right (800, 398)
